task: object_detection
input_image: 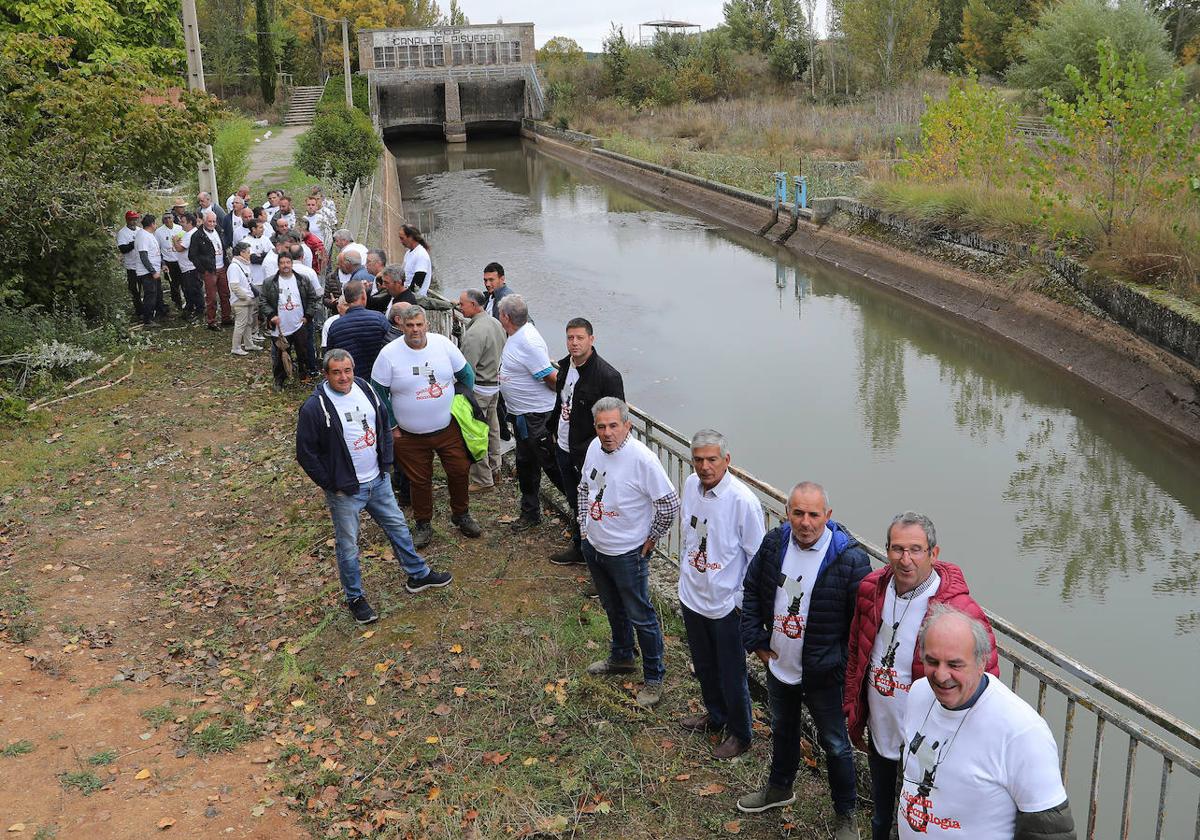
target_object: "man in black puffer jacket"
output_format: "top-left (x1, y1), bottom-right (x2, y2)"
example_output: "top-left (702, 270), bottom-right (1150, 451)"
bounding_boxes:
top-left (737, 481), bottom-right (870, 840)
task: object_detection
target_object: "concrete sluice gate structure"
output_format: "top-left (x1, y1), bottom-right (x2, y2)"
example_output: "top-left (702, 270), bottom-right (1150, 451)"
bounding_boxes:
top-left (359, 23), bottom-right (543, 142)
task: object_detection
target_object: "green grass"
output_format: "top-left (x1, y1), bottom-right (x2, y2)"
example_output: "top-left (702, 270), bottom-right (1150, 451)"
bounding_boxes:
top-left (140, 703), bottom-right (176, 728)
top-left (1, 739), bottom-right (34, 757)
top-left (58, 770), bottom-right (106, 795)
top-left (87, 748), bottom-right (118, 766)
top-left (186, 710), bottom-right (260, 755)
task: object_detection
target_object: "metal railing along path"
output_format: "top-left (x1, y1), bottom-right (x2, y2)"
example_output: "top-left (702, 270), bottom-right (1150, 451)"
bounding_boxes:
top-left (624, 403), bottom-right (1200, 840)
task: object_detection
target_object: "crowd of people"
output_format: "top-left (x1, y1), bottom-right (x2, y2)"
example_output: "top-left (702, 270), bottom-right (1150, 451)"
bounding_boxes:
top-left (116, 195), bottom-right (1078, 839)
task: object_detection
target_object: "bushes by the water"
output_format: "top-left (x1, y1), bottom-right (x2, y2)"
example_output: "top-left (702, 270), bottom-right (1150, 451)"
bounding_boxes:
top-left (295, 102), bottom-right (381, 191)
top-left (319, 75), bottom-right (370, 116)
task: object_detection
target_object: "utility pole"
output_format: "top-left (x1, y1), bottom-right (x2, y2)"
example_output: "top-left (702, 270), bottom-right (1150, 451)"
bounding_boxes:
top-left (342, 19), bottom-right (353, 109)
top-left (181, 0), bottom-right (218, 199)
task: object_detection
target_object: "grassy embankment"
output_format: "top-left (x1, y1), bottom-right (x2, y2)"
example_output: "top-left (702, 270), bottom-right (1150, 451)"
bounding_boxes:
top-left (0, 331), bottom-right (856, 838)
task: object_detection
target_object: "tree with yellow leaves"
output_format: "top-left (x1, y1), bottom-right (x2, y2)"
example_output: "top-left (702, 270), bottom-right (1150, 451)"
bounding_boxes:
top-left (284, 0), bottom-right (440, 73)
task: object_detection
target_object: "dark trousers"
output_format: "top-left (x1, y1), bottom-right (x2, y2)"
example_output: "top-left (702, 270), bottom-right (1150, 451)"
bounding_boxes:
top-left (125, 268), bottom-right (140, 314)
top-left (138, 273), bottom-right (165, 324)
top-left (554, 444), bottom-right (583, 548)
top-left (681, 603), bottom-right (753, 744)
top-left (582, 540), bottom-right (665, 683)
top-left (766, 668), bottom-right (857, 816)
top-left (270, 324), bottom-right (317, 385)
top-left (393, 422), bottom-right (471, 522)
top-left (180, 269), bottom-right (205, 315)
top-left (202, 267), bottom-right (232, 326)
top-left (511, 409), bottom-right (564, 521)
top-left (163, 260), bottom-right (184, 309)
top-left (867, 737), bottom-right (899, 840)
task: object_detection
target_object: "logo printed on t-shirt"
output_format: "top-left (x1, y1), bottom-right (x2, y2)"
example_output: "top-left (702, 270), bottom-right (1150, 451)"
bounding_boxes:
top-left (586, 468), bottom-right (618, 520)
top-left (872, 623), bottom-right (910, 697)
top-left (344, 407), bottom-right (376, 451)
top-left (686, 516), bottom-right (721, 572)
top-left (411, 362), bottom-right (447, 400)
top-left (561, 381), bottom-right (573, 423)
top-left (901, 732), bottom-right (963, 833)
top-left (773, 574), bottom-right (807, 639)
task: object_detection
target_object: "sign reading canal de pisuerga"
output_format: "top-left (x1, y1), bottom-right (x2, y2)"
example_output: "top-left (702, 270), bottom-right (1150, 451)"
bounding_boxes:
top-left (360, 23), bottom-right (536, 72)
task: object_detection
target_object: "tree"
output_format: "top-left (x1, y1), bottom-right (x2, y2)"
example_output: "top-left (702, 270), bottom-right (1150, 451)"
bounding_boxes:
top-left (1037, 41), bottom-right (1196, 249)
top-left (959, 0), bottom-right (1038, 76)
top-left (296, 101), bottom-right (382, 190)
top-left (927, 0), bottom-right (968, 68)
top-left (1008, 0), bottom-right (1174, 100)
top-left (539, 36), bottom-right (585, 65)
top-left (601, 25), bottom-right (632, 93)
top-left (256, 0), bottom-right (276, 104)
top-left (724, 0), bottom-right (809, 81)
top-left (440, 0), bottom-right (467, 26)
top-left (839, 0), bottom-right (939, 86)
top-left (198, 0), bottom-right (252, 97)
top-left (284, 0), bottom-right (441, 72)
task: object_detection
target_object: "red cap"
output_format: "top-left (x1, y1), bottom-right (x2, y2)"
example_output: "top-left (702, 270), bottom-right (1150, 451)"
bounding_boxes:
top-left (125, 210), bottom-right (140, 221)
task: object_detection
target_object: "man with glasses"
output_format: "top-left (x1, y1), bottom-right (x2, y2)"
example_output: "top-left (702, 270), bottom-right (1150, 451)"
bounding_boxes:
top-left (737, 481), bottom-right (869, 839)
top-left (844, 512), bottom-right (999, 840)
top-left (897, 605), bottom-right (1075, 839)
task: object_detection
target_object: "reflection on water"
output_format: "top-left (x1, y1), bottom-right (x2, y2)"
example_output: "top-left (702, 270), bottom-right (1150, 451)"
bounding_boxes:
top-left (390, 137), bottom-right (1200, 720)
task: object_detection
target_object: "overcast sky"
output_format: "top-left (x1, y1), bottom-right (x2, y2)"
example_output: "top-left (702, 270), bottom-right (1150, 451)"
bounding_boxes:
top-left (457, 1), bottom-right (729, 51)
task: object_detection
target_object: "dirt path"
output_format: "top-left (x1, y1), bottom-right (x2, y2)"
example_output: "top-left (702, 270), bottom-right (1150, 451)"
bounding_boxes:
top-left (245, 126), bottom-right (306, 188)
top-left (1, 330), bottom-right (849, 838)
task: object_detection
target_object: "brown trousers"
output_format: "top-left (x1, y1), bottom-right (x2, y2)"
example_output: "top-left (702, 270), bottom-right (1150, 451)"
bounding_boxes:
top-left (202, 267), bottom-right (232, 326)
top-left (393, 421), bottom-right (471, 522)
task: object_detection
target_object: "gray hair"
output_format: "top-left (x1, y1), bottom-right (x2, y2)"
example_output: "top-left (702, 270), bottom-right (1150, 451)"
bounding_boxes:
top-left (919, 603), bottom-right (990, 666)
top-left (342, 250), bottom-right (362, 268)
top-left (497, 294), bottom-right (529, 327)
top-left (343, 279), bottom-right (367, 303)
top-left (789, 481), bottom-right (830, 511)
top-left (198, 191), bottom-right (211, 201)
top-left (592, 396), bottom-right (630, 423)
top-left (202, 210), bottom-right (216, 221)
top-left (333, 228), bottom-right (352, 243)
top-left (367, 248), bottom-right (386, 265)
top-left (395, 303), bottom-right (425, 323)
top-left (381, 264), bottom-right (406, 284)
top-left (690, 429), bottom-right (728, 458)
top-left (322, 348), bottom-right (353, 371)
top-left (887, 511), bottom-right (938, 550)
top-left (231, 241), bottom-right (251, 257)
top-left (463, 288), bottom-right (487, 307)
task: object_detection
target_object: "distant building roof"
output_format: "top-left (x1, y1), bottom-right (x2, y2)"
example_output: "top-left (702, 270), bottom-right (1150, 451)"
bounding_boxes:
top-left (640, 20), bottom-right (699, 27)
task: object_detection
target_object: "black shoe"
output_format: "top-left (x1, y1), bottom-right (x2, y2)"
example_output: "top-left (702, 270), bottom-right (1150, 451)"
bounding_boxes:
top-left (406, 569), bottom-right (452, 594)
top-left (412, 520), bottom-right (433, 549)
top-left (348, 596), bottom-right (378, 625)
top-left (549, 545), bottom-right (586, 565)
top-left (207, 323), bottom-right (219, 331)
top-left (451, 512), bottom-right (482, 538)
top-left (510, 515), bottom-right (541, 532)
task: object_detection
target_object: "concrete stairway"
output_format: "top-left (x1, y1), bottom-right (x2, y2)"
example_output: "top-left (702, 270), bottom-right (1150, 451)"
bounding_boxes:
top-left (283, 85), bottom-right (325, 126)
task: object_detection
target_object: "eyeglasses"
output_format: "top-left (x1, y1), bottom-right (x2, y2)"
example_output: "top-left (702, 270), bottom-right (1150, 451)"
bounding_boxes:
top-left (887, 545), bottom-right (929, 559)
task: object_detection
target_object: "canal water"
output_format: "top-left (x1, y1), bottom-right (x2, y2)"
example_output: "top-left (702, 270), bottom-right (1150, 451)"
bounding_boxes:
top-left (388, 138), bottom-right (1200, 729)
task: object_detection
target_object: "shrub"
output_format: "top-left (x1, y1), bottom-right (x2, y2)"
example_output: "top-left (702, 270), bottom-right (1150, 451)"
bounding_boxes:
top-left (319, 74), bottom-right (370, 116)
top-left (1007, 0), bottom-right (1174, 101)
top-left (295, 103), bottom-right (382, 191)
top-left (211, 117), bottom-right (254, 196)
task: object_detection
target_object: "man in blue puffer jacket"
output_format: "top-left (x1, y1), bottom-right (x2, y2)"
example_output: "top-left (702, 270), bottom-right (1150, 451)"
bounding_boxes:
top-left (325, 279), bottom-right (390, 375)
top-left (738, 481), bottom-right (870, 840)
top-left (296, 349), bottom-right (451, 626)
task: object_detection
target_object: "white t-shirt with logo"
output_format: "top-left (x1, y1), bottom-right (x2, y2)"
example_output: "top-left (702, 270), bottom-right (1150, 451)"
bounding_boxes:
top-left (294, 262), bottom-right (323, 297)
top-left (500, 324), bottom-right (556, 415)
top-left (134, 227), bottom-right (162, 275)
top-left (227, 260), bottom-right (254, 305)
top-left (556, 364), bottom-right (579, 452)
top-left (678, 472), bottom-right (766, 619)
top-left (323, 382), bottom-right (380, 484)
top-left (370, 333), bottom-right (466, 434)
top-left (768, 526), bottom-right (832, 685)
top-left (272, 273), bottom-right (305, 337)
top-left (205, 228), bottom-right (224, 269)
top-left (155, 226), bottom-right (178, 263)
top-left (402, 244), bottom-right (432, 295)
top-left (305, 213), bottom-right (328, 243)
top-left (175, 229), bottom-right (195, 272)
top-left (117, 225), bottom-right (140, 270)
top-left (867, 571), bottom-right (941, 760)
top-left (243, 233), bottom-right (273, 287)
top-left (579, 437), bottom-right (676, 556)
top-left (898, 676), bottom-right (1067, 839)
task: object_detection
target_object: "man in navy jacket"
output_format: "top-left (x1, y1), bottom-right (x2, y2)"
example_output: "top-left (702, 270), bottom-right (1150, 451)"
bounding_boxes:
top-left (325, 279), bottom-right (390, 375)
top-left (296, 349), bottom-right (451, 624)
top-left (737, 481), bottom-right (869, 840)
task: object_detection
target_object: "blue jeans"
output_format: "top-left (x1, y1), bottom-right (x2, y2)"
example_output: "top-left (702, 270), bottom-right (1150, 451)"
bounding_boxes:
top-left (766, 668), bottom-right (857, 815)
top-left (325, 473), bottom-right (429, 602)
top-left (867, 737), bottom-right (899, 840)
top-left (581, 540), bottom-right (665, 683)
top-left (681, 603), bottom-right (752, 744)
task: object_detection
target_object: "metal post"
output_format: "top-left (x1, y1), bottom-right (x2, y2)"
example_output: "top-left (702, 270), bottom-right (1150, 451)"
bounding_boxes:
top-left (342, 19), bottom-right (353, 109)
top-left (181, 0), bottom-right (218, 198)
top-left (774, 171), bottom-right (789, 207)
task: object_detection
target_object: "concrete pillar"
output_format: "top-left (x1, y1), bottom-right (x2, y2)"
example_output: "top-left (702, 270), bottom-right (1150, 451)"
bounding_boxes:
top-left (443, 80), bottom-right (466, 144)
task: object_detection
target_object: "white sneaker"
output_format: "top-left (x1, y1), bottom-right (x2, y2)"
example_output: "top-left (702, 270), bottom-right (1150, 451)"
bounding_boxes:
top-left (231, 348), bottom-right (249, 356)
top-left (242, 345), bottom-right (262, 352)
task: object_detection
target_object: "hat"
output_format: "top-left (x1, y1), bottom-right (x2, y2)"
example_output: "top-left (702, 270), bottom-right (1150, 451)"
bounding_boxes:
top-left (172, 198), bottom-right (186, 207)
top-left (125, 210), bottom-right (140, 221)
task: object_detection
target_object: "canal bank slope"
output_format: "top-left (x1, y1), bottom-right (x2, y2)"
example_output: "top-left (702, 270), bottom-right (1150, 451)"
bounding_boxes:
top-left (521, 131), bottom-right (1200, 447)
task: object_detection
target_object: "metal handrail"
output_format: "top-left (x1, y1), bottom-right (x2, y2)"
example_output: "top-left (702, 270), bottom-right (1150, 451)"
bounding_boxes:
top-left (622, 402), bottom-right (1200, 840)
